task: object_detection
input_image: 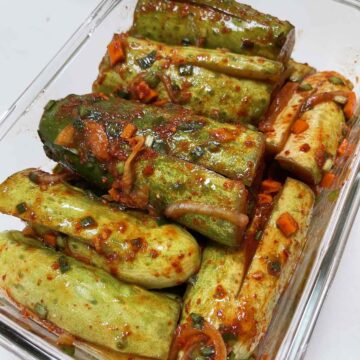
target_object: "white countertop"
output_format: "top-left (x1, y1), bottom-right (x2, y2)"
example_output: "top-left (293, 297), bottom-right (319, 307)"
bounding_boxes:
top-left (0, 0), bottom-right (360, 359)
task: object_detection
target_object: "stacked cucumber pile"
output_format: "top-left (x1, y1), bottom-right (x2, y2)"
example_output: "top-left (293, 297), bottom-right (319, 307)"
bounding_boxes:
top-left (0, 1), bottom-right (356, 359)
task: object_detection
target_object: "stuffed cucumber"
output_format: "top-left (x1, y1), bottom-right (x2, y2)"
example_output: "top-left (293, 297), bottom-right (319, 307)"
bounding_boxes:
top-left (173, 178), bottom-right (314, 360)
top-left (130, 0), bottom-right (295, 61)
top-left (40, 93), bottom-right (264, 185)
top-left (0, 169), bottom-right (201, 289)
top-left (38, 95), bottom-right (249, 246)
top-left (93, 35), bottom-right (276, 125)
top-left (0, 231), bottom-right (180, 359)
top-left (274, 72), bottom-right (354, 184)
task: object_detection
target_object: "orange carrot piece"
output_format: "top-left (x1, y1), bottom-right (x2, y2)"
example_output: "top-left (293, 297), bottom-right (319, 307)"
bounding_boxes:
top-left (54, 125), bottom-right (75, 147)
top-left (320, 172), bottom-right (336, 188)
top-left (261, 179), bottom-right (282, 194)
top-left (121, 123), bottom-right (137, 140)
top-left (291, 119), bottom-right (309, 134)
top-left (107, 34), bottom-right (125, 66)
top-left (276, 212), bottom-right (299, 237)
top-left (337, 138), bottom-right (348, 157)
top-left (343, 91), bottom-right (357, 120)
top-left (135, 81), bottom-right (158, 103)
top-left (258, 193), bottom-right (273, 204)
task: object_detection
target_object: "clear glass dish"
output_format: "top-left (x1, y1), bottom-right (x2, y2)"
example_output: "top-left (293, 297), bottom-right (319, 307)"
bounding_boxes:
top-left (0, 0), bottom-right (359, 359)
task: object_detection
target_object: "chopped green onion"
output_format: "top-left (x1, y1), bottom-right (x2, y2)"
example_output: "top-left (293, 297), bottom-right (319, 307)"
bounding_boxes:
top-left (58, 255), bottom-right (71, 273)
top-left (190, 146), bottom-right (205, 161)
top-left (136, 50), bottom-right (157, 70)
top-left (79, 216), bottom-right (96, 228)
top-left (34, 303), bottom-right (48, 319)
top-left (298, 83), bottom-right (313, 91)
top-left (177, 122), bottom-right (204, 132)
top-left (178, 64), bottom-right (194, 76)
top-left (329, 76), bottom-right (345, 85)
top-left (227, 351), bottom-right (236, 360)
top-left (59, 344), bottom-right (75, 356)
top-left (16, 202), bottom-right (27, 214)
top-left (200, 345), bottom-right (215, 357)
top-left (190, 313), bottom-right (204, 330)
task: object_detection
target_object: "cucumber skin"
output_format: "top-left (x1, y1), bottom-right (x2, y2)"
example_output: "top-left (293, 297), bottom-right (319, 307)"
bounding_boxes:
top-left (0, 169), bottom-right (201, 289)
top-left (0, 231), bottom-right (180, 359)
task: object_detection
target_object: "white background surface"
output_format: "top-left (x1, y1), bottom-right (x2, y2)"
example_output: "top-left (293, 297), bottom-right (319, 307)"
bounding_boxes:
top-left (0, 0), bottom-right (360, 359)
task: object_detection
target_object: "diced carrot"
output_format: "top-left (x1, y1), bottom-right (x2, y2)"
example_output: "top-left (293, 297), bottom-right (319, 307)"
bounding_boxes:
top-left (276, 212), bottom-right (299, 237)
top-left (54, 125), bottom-right (75, 147)
top-left (261, 179), bottom-right (282, 194)
top-left (337, 138), bottom-right (348, 157)
top-left (107, 34), bottom-right (125, 66)
top-left (343, 91), bottom-right (357, 120)
top-left (84, 121), bottom-right (110, 161)
top-left (43, 232), bottom-right (57, 247)
top-left (121, 123), bottom-right (137, 140)
top-left (258, 193), bottom-right (272, 204)
top-left (134, 81), bottom-right (158, 103)
top-left (320, 172), bottom-right (336, 188)
top-left (291, 119), bottom-right (309, 134)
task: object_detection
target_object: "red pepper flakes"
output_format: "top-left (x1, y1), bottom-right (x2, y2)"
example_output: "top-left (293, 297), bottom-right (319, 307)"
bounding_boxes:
top-left (143, 164), bottom-right (154, 177)
top-left (300, 143), bottom-right (310, 152)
